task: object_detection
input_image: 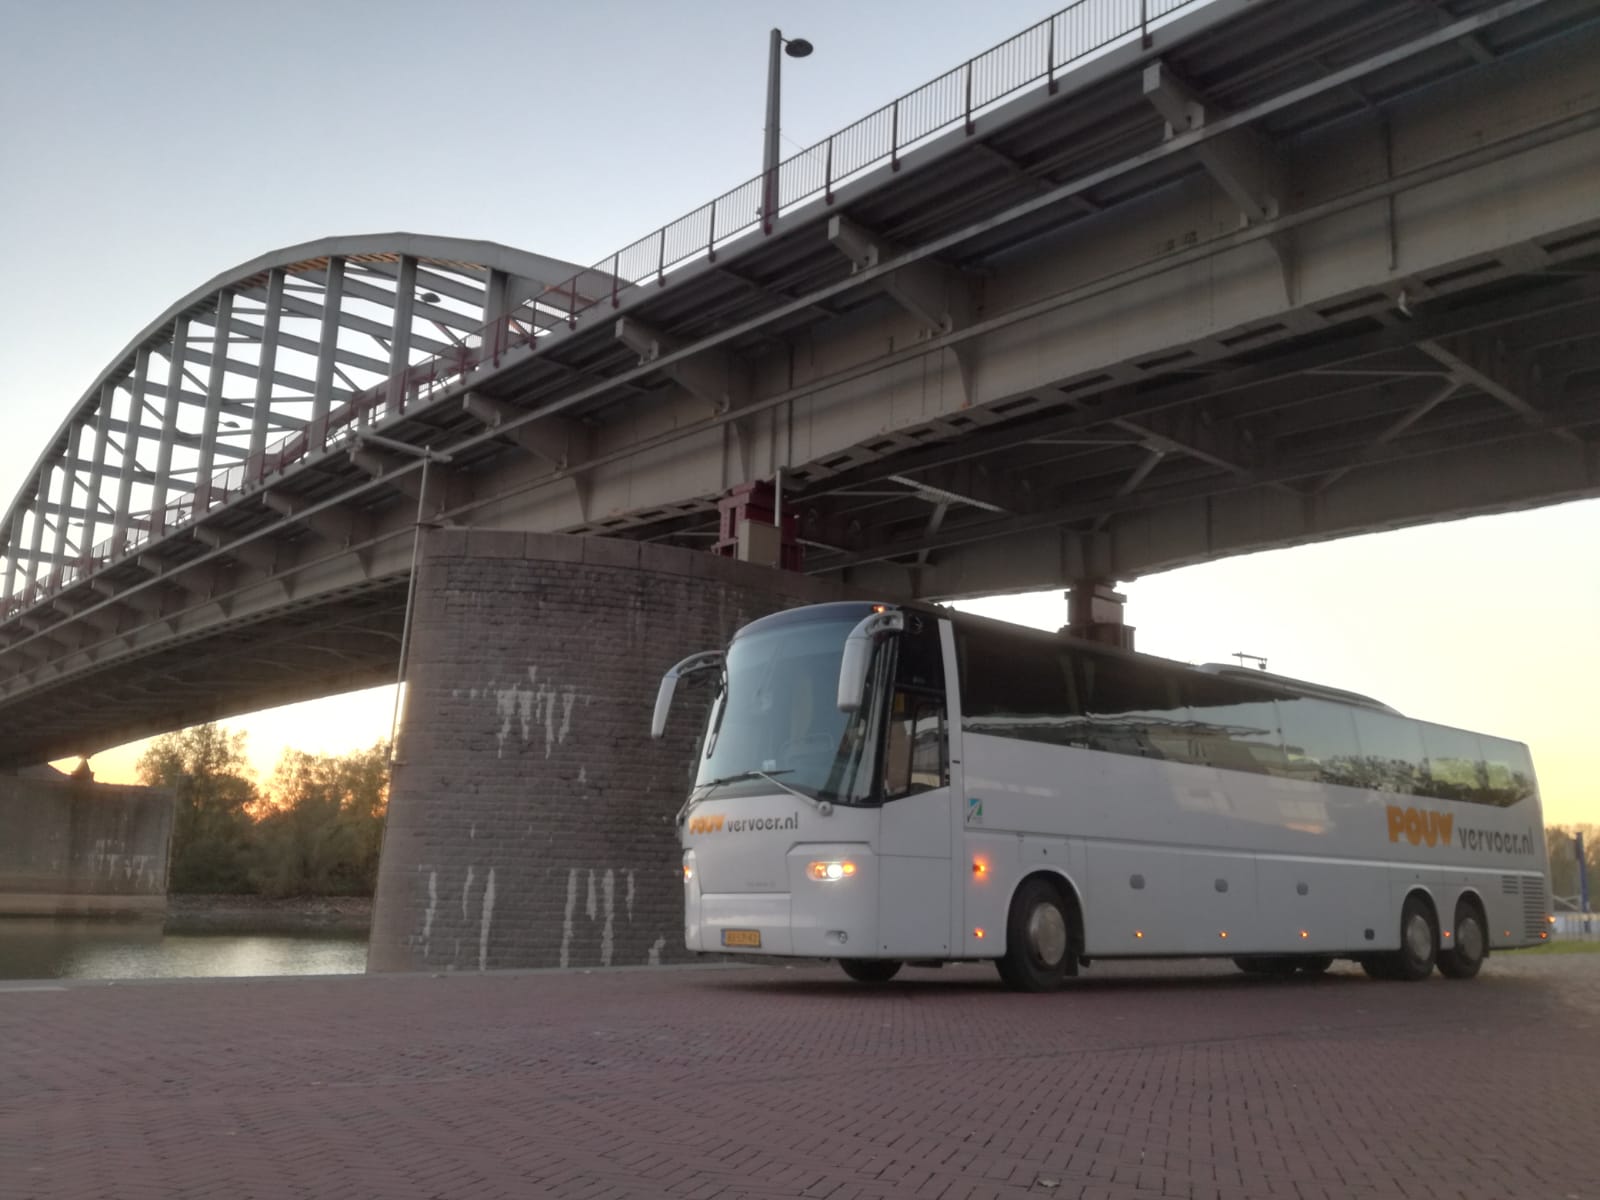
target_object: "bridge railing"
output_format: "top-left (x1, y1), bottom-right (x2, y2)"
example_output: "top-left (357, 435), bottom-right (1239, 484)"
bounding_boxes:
top-left (385, 0), bottom-right (1201, 415)
top-left (1, 0), bottom-right (1201, 626)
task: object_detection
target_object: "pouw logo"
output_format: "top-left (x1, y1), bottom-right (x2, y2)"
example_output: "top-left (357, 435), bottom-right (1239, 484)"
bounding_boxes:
top-left (1386, 805), bottom-right (1453, 847)
top-left (687, 813), bottom-right (798, 835)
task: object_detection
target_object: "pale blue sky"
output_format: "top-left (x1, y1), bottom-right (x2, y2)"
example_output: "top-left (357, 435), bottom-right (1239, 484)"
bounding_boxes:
top-left (1, 1), bottom-right (1594, 823)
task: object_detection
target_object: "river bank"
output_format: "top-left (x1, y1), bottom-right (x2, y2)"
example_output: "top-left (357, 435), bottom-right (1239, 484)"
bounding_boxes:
top-left (164, 894), bottom-right (371, 935)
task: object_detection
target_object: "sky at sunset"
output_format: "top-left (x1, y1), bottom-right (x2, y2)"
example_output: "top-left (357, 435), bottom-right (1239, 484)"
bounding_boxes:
top-left (1, 1), bottom-right (1594, 825)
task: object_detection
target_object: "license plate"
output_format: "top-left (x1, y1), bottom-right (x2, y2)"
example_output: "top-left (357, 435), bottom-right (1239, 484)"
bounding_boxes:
top-left (721, 928), bottom-right (762, 948)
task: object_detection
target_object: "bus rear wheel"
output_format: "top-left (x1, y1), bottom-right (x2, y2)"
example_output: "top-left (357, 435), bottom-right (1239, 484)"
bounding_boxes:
top-left (997, 878), bottom-right (1076, 992)
top-left (1437, 904), bottom-right (1487, 980)
top-left (1298, 956), bottom-right (1334, 976)
top-left (839, 958), bottom-right (902, 984)
top-left (1365, 895), bottom-right (1438, 981)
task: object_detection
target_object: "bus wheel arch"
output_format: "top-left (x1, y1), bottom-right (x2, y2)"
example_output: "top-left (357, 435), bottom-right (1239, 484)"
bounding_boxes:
top-left (1438, 891), bottom-right (1488, 980)
top-left (996, 871), bottom-right (1082, 993)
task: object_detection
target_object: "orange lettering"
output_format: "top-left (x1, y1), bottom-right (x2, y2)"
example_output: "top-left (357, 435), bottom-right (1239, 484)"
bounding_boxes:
top-left (1438, 814), bottom-right (1453, 844)
top-left (1387, 806), bottom-right (1406, 842)
top-left (1404, 808), bottom-right (1424, 846)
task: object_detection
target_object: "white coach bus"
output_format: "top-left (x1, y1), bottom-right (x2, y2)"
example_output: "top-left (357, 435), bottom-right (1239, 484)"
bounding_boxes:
top-left (652, 601), bottom-right (1551, 990)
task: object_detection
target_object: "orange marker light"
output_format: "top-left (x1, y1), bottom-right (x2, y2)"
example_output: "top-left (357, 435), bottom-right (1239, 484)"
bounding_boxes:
top-left (1219, 931), bottom-right (1228, 939)
top-left (974, 928), bottom-right (985, 939)
top-left (1540, 931), bottom-right (1548, 940)
top-left (1299, 930), bottom-right (1309, 940)
top-left (1443, 930), bottom-right (1451, 939)
top-left (972, 859), bottom-right (987, 877)
top-left (682, 864), bottom-right (694, 882)
top-left (1134, 930), bottom-right (1144, 939)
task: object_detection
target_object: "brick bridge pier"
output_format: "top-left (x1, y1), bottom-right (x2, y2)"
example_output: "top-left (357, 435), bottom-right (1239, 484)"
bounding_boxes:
top-left (368, 531), bottom-right (853, 972)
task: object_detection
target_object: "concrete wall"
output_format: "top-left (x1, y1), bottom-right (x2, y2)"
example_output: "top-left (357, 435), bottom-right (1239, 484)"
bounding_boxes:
top-left (0, 773), bottom-right (175, 917)
top-left (368, 531), bottom-right (861, 972)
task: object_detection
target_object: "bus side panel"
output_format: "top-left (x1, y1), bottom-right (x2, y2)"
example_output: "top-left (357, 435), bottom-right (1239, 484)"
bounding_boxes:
top-left (1082, 842), bottom-right (1192, 957)
top-left (879, 854), bottom-right (953, 957)
top-left (1256, 855), bottom-right (1391, 954)
top-left (1178, 847), bottom-right (1258, 953)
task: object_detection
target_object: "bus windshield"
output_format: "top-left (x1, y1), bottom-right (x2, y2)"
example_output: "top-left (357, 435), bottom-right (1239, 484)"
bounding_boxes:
top-left (695, 614), bottom-right (881, 804)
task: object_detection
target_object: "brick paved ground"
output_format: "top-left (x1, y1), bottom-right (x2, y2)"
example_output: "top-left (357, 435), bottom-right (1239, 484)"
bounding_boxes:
top-left (2, 954), bottom-right (1597, 1200)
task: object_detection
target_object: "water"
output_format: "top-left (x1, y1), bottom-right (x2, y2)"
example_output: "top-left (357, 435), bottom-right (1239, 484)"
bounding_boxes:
top-left (0, 918), bottom-right (368, 981)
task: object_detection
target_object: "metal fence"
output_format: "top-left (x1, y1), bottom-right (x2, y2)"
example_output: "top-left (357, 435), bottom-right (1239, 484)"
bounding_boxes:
top-left (2, 0), bottom-right (1204, 622)
top-left (1553, 912), bottom-right (1600, 942)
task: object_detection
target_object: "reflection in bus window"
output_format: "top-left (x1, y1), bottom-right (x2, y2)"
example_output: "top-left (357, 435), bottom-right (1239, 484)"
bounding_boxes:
top-left (1481, 736), bottom-right (1536, 807)
top-left (1276, 699), bottom-right (1361, 787)
top-left (1351, 710), bottom-right (1427, 795)
top-left (1419, 723), bottom-right (1485, 803)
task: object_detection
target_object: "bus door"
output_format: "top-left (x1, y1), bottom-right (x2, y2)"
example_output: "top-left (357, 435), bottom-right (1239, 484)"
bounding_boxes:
top-left (874, 612), bottom-right (954, 958)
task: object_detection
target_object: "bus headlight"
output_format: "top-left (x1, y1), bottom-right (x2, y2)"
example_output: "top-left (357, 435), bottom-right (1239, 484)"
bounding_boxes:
top-left (806, 860), bottom-right (857, 882)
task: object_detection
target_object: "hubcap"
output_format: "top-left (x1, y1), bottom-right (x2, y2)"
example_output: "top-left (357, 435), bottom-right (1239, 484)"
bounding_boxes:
top-left (1456, 916), bottom-right (1484, 962)
top-left (1404, 912), bottom-right (1433, 962)
top-left (1028, 902), bottom-right (1068, 966)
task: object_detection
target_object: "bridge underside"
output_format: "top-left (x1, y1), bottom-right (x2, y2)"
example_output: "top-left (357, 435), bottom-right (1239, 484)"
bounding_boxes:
top-left (2, 0), bottom-right (1597, 767)
top-left (0, 583), bottom-right (405, 767)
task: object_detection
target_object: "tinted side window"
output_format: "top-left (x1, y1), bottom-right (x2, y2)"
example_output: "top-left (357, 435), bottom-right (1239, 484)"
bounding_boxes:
top-left (957, 626), bottom-right (1078, 743)
top-left (1076, 653), bottom-right (1186, 760)
top-left (1481, 736), bottom-right (1536, 808)
top-left (1182, 675), bottom-right (1286, 774)
top-left (1418, 724), bottom-right (1485, 803)
top-left (894, 612), bottom-right (944, 693)
top-left (1351, 711), bottom-right (1426, 795)
top-left (1277, 698), bottom-right (1362, 787)
top-left (883, 691), bottom-right (948, 799)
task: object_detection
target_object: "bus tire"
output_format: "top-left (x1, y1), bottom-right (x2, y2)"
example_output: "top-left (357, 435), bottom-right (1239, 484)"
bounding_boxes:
top-left (1297, 956), bottom-right (1334, 976)
top-left (1391, 894), bottom-right (1439, 981)
top-left (998, 878), bottom-right (1075, 992)
top-left (1437, 903), bottom-right (1487, 980)
top-left (839, 958), bottom-right (902, 983)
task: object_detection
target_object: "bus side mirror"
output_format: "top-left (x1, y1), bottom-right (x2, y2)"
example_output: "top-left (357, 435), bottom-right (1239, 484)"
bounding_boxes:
top-left (837, 609), bottom-right (905, 712)
top-left (651, 650), bottom-right (725, 738)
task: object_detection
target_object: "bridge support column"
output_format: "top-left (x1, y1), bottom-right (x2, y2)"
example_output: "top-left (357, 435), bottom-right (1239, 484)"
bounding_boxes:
top-left (368, 530), bottom-right (857, 973)
top-left (1064, 579), bottom-right (1134, 651)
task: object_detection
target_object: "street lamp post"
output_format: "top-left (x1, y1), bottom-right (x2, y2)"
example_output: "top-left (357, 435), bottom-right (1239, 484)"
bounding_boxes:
top-left (762, 28), bottom-right (812, 233)
top-left (354, 431), bottom-right (454, 767)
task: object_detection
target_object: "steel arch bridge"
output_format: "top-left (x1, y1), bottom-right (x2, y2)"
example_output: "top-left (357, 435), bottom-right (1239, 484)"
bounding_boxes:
top-left (0, 235), bottom-right (599, 760)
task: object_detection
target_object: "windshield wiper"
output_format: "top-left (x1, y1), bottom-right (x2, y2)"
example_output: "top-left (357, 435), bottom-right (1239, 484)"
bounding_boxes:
top-left (676, 769), bottom-right (833, 826)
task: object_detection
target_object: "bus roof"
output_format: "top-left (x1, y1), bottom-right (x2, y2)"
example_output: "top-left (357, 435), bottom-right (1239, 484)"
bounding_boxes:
top-left (733, 601), bottom-right (1401, 716)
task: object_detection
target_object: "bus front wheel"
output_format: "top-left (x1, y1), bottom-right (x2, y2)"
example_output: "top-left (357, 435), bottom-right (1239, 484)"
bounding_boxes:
top-left (839, 958), bottom-right (902, 983)
top-left (997, 878), bottom-right (1076, 992)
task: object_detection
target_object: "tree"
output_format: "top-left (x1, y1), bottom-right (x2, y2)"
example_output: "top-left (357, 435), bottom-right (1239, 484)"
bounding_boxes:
top-left (138, 724), bottom-right (259, 894)
top-left (1547, 824), bottom-right (1598, 909)
top-left (251, 742), bottom-right (390, 897)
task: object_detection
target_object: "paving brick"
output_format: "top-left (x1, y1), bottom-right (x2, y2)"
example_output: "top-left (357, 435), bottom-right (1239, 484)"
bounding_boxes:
top-left (12, 955), bottom-right (1592, 1200)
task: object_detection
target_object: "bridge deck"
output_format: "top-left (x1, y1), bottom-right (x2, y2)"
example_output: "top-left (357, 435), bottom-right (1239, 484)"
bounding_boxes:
top-left (4, 954), bottom-right (1597, 1199)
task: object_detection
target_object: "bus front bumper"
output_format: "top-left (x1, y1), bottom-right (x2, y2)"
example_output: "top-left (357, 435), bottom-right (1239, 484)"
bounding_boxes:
top-left (685, 844), bottom-right (879, 958)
